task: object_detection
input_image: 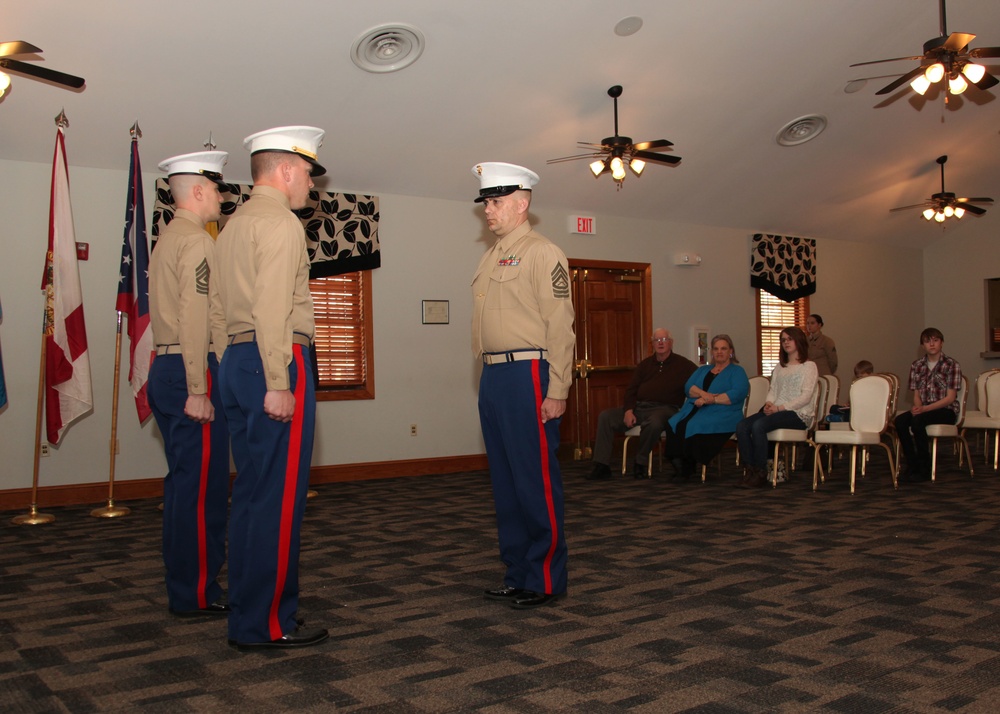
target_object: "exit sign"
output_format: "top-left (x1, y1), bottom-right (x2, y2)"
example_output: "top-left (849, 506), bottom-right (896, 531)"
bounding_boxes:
top-left (568, 215), bottom-right (596, 235)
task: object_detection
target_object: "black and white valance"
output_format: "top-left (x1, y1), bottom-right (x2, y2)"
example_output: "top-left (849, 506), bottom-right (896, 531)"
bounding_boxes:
top-left (750, 233), bottom-right (816, 302)
top-left (151, 180), bottom-right (380, 278)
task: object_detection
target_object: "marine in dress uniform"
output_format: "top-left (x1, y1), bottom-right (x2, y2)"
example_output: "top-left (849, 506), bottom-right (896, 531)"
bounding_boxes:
top-left (147, 151), bottom-right (232, 617)
top-left (213, 126), bottom-right (328, 650)
top-left (471, 162), bottom-right (576, 610)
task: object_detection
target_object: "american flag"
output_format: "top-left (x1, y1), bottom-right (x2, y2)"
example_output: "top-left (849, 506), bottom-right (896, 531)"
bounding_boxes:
top-left (116, 139), bottom-right (154, 423)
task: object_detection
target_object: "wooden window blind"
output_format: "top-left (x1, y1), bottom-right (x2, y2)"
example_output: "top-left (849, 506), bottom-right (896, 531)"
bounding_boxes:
top-left (756, 290), bottom-right (809, 377)
top-left (309, 272), bottom-right (374, 400)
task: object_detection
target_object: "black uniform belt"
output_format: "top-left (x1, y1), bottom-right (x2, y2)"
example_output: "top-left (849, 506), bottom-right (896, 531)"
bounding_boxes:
top-left (155, 343), bottom-right (216, 356)
top-left (483, 349), bottom-right (547, 365)
top-left (228, 331), bottom-right (312, 347)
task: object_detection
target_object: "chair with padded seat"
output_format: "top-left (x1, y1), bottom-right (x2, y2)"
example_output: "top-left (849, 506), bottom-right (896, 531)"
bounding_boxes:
top-left (927, 374), bottom-right (973, 481)
top-left (960, 369), bottom-right (1000, 469)
top-left (813, 374), bottom-right (896, 494)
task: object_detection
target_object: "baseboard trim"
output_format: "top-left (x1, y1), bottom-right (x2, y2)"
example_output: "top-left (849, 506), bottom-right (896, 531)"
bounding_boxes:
top-left (0, 454), bottom-right (490, 513)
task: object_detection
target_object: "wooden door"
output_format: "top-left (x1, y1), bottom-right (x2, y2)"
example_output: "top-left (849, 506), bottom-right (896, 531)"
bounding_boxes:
top-left (560, 259), bottom-right (652, 459)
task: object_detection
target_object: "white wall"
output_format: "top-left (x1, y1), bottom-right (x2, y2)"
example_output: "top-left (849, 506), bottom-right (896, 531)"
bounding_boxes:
top-left (0, 157), bottom-right (931, 490)
top-left (924, 223), bottom-right (1000, 409)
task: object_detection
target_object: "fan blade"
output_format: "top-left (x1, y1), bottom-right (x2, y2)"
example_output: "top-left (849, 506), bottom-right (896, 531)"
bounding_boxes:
top-left (0, 58), bottom-right (85, 88)
top-left (875, 66), bottom-right (924, 95)
top-left (890, 203), bottom-right (931, 212)
top-left (633, 150), bottom-right (680, 165)
top-left (942, 32), bottom-right (976, 52)
top-left (973, 72), bottom-right (999, 91)
top-left (960, 203), bottom-right (987, 216)
top-left (850, 55), bottom-right (922, 67)
top-left (546, 152), bottom-right (603, 164)
top-left (970, 46), bottom-right (1000, 59)
top-left (956, 197), bottom-right (994, 204)
top-left (632, 139), bottom-right (673, 152)
top-left (0, 40), bottom-right (42, 58)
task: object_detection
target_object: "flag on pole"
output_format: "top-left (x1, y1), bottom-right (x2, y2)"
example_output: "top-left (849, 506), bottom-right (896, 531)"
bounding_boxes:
top-left (41, 127), bottom-right (93, 443)
top-left (116, 139), bottom-right (154, 423)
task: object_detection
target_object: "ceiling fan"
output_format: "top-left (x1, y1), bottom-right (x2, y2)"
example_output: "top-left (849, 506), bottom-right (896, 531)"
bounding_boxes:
top-left (547, 85), bottom-right (679, 189)
top-left (0, 40), bottom-right (86, 96)
top-left (850, 0), bottom-right (1000, 99)
top-left (890, 155), bottom-right (993, 222)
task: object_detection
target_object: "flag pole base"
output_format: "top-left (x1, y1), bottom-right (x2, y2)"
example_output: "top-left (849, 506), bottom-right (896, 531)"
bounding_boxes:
top-left (12, 504), bottom-right (55, 525)
top-left (90, 500), bottom-right (130, 518)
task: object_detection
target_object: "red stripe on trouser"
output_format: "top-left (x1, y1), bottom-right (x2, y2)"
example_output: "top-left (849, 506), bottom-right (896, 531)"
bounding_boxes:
top-left (196, 370), bottom-right (212, 609)
top-left (268, 346), bottom-right (306, 640)
top-left (531, 360), bottom-right (559, 594)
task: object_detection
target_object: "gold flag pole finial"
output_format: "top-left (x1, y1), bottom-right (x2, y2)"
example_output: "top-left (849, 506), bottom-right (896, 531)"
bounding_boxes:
top-left (54, 109), bottom-right (68, 129)
top-left (203, 131), bottom-right (216, 151)
top-left (130, 121), bottom-right (142, 140)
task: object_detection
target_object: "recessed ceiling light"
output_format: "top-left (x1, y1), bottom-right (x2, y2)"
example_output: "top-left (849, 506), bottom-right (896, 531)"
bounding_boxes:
top-left (351, 23), bottom-right (425, 73)
top-left (614, 16), bottom-right (643, 37)
top-left (775, 114), bottom-right (828, 147)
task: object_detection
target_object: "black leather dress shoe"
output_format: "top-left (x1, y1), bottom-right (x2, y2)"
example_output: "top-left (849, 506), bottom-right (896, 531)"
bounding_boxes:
top-left (169, 600), bottom-right (231, 618)
top-left (484, 586), bottom-right (526, 601)
top-left (232, 626), bottom-right (329, 651)
top-left (509, 591), bottom-right (564, 609)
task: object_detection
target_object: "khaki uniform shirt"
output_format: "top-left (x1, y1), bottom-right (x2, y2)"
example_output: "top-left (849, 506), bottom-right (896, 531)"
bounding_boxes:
top-left (807, 332), bottom-right (838, 376)
top-left (149, 208), bottom-right (227, 395)
top-left (471, 221), bottom-right (576, 399)
top-left (213, 185), bottom-right (315, 391)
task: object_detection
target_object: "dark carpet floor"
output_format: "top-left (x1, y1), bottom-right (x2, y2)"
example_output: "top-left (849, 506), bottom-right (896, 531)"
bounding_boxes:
top-left (3, 442), bottom-right (1000, 713)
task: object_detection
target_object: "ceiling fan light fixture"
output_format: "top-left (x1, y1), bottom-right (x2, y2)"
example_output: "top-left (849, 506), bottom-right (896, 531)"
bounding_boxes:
top-left (924, 62), bottom-right (946, 84)
top-left (934, 211), bottom-right (946, 223)
top-left (910, 74), bottom-right (932, 95)
top-left (954, 206), bottom-right (966, 219)
top-left (922, 208), bottom-right (936, 221)
top-left (943, 205), bottom-right (955, 217)
top-left (0, 71), bottom-right (9, 97)
top-left (629, 158), bottom-right (645, 176)
top-left (610, 156), bottom-right (626, 181)
top-left (962, 62), bottom-right (986, 83)
top-left (948, 73), bottom-right (968, 94)
top-left (589, 159), bottom-right (606, 177)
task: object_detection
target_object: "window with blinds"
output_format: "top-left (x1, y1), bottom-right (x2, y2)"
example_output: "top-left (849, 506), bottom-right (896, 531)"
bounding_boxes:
top-left (309, 272), bottom-right (374, 400)
top-left (756, 290), bottom-right (809, 377)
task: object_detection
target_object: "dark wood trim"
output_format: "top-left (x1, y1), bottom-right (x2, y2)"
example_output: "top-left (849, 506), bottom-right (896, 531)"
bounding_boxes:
top-left (0, 454), bottom-right (490, 512)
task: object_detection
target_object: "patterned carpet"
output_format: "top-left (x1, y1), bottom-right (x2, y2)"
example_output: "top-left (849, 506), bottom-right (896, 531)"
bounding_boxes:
top-left (3, 442), bottom-right (1000, 713)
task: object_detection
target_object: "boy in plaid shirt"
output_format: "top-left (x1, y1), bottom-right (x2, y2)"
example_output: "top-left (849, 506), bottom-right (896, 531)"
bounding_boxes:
top-left (895, 328), bottom-right (962, 482)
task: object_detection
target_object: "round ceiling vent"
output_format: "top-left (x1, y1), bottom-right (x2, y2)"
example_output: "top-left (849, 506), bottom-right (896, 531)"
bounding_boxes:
top-left (775, 114), bottom-right (828, 146)
top-left (351, 23), bottom-right (425, 73)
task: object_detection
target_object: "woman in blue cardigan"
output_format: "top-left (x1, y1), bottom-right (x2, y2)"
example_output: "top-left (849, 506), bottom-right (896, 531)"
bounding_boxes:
top-left (665, 334), bottom-right (749, 481)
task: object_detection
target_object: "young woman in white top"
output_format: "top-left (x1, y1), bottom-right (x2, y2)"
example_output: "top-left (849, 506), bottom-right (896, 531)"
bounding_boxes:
top-left (734, 326), bottom-right (818, 488)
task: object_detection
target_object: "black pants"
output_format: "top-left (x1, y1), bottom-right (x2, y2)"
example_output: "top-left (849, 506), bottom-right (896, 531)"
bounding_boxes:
top-left (894, 407), bottom-right (956, 475)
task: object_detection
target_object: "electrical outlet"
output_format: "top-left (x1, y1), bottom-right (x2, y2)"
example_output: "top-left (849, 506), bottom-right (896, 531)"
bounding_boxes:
top-left (410, 424), bottom-right (418, 436)
top-left (39, 443), bottom-right (50, 457)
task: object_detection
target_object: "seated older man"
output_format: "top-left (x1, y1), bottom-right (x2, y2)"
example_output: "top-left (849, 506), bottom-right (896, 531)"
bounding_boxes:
top-left (588, 328), bottom-right (697, 480)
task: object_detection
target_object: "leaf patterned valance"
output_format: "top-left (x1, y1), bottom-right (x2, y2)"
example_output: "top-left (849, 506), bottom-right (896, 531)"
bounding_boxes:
top-left (151, 180), bottom-right (380, 278)
top-left (750, 233), bottom-right (816, 302)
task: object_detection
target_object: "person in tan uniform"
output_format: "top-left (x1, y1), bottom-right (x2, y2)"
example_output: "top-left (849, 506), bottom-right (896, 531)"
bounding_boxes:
top-left (148, 150), bottom-right (231, 618)
top-left (806, 314), bottom-right (838, 376)
top-left (213, 126), bottom-right (327, 650)
top-left (471, 162), bottom-right (575, 610)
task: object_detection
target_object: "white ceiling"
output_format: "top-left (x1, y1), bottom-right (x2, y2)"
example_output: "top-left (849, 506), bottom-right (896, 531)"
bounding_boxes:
top-left (2, 0), bottom-right (999, 248)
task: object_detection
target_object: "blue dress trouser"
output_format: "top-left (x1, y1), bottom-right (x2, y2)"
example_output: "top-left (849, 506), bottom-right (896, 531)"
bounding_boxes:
top-left (478, 358), bottom-right (568, 595)
top-left (220, 342), bottom-right (315, 644)
top-left (148, 353), bottom-right (230, 612)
